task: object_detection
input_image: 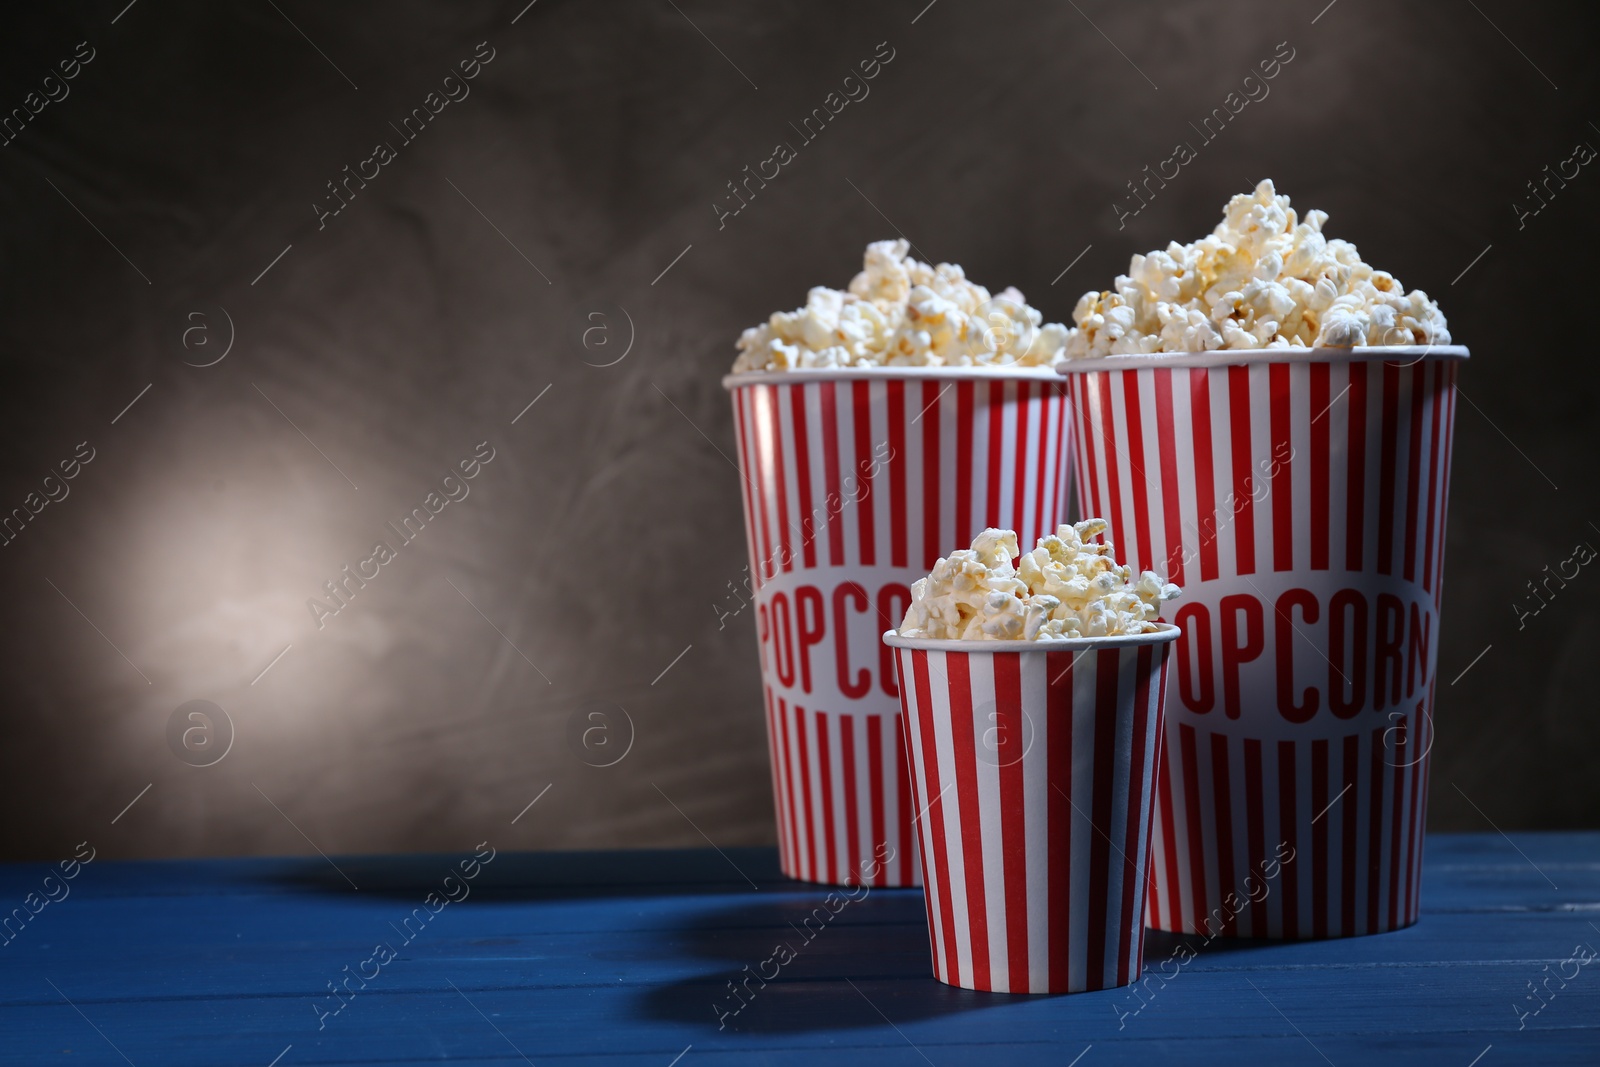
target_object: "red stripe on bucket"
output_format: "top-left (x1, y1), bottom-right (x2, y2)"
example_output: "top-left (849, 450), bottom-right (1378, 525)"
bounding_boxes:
top-left (852, 380), bottom-right (876, 567)
top-left (1086, 649), bottom-right (1120, 980)
top-left (1311, 737), bottom-right (1330, 938)
top-left (1422, 362), bottom-right (1443, 594)
top-left (948, 651), bottom-right (991, 990)
top-left (1345, 363), bottom-right (1368, 572)
top-left (1278, 739), bottom-right (1300, 937)
top-left (1179, 722), bottom-right (1208, 932)
top-left (1310, 361), bottom-right (1331, 572)
top-left (887, 380), bottom-right (907, 569)
top-left (1340, 732), bottom-right (1360, 937)
top-left (1244, 737), bottom-right (1267, 936)
top-left (1402, 363), bottom-right (1426, 583)
top-left (996, 652), bottom-right (1030, 994)
top-left (1377, 363), bottom-right (1400, 577)
top-left (1119, 645), bottom-right (1156, 984)
top-left (1270, 362), bottom-right (1294, 572)
top-left (840, 718), bottom-right (862, 882)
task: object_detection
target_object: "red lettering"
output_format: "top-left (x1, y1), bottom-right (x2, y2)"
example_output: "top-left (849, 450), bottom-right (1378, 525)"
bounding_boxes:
top-left (1374, 593), bottom-right (1403, 711)
top-left (1174, 602), bottom-right (1214, 713)
top-left (877, 582), bottom-right (911, 697)
top-left (1274, 588), bottom-right (1320, 723)
top-left (832, 582), bottom-right (871, 699)
top-left (795, 585), bottom-right (825, 695)
top-left (1328, 589), bottom-right (1367, 718)
top-left (1219, 594), bottom-right (1264, 719)
top-left (770, 592), bottom-right (795, 687)
top-left (1406, 602), bottom-right (1431, 699)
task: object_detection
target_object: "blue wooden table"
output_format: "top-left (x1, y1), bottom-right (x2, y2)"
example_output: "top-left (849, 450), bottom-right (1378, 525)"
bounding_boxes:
top-left (2, 833), bottom-right (1596, 1065)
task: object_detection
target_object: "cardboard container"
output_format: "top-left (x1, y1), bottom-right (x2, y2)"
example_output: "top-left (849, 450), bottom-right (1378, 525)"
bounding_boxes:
top-left (724, 367), bottom-right (1073, 885)
top-left (1059, 345), bottom-right (1467, 937)
top-left (883, 625), bottom-right (1178, 992)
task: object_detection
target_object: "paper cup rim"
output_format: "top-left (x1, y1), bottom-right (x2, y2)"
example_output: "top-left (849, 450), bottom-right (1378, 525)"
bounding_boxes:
top-left (1053, 344), bottom-right (1469, 375)
top-left (881, 621), bottom-right (1180, 654)
top-left (722, 365), bottom-right (1066, 389)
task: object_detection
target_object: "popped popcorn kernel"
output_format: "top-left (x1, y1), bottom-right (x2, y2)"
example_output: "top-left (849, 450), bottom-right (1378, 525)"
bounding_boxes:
top-left (1063, 181), bottom-right (1451, 358)
top-left (897, 523), bottom-right (1181, 641)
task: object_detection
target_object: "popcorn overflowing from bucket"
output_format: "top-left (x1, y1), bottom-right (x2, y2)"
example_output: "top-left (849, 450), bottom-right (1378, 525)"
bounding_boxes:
top-left (898, 521), bottom-right (1181, 641)
top-left (732, 239), bottom-right (1069, 372)
top-left (1063, 180), bottom-right (1451, 357)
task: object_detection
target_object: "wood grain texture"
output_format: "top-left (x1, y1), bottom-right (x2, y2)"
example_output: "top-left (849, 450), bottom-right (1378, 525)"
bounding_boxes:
top-left (2, 832), bottom-right (1596, 1065)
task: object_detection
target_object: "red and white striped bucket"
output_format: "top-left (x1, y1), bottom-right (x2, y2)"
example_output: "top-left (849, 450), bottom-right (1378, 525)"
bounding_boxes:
top-left (883, 626), bottom-right (1178, 992)
top-left (1060, 345), bottom-right (1467, 938)
top-left (724, 368), bottom-right (1074, 886)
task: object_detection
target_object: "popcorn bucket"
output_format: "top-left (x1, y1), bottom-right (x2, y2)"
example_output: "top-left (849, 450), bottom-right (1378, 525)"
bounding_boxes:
top-left (1059, 345), bottom-right (1467, 938)
top-left (724, 368), bottom-right (1074, 886)
top-left (882, 625), bottom-right (1178, 992)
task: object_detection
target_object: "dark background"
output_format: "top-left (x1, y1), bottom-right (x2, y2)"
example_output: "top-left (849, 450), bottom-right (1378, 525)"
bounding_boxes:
top-left (1, 0), bottom-right (1595, 864)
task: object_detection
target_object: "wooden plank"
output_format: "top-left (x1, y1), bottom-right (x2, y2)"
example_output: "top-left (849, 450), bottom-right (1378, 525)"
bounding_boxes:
top-left (4, 903), bottom-right (1598, 999)
top-left (0, 833), bottom-right (1595, 1066)
top-left (4, 962), bottom-right (1596, 1063)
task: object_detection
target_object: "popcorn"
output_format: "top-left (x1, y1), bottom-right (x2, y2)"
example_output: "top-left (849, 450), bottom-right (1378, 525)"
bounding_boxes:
top-left (732, 240), bottom-right (1070, 372)
top-left (1063, 180), bottom-right (1451, 358)
top-left (897, 520), bottom-right (1181, 641)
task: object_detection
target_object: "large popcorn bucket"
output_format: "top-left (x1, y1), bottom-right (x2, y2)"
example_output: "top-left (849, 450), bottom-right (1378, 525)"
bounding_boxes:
top-left (724, 368), bottom-right (1074, 886)
top-left (883, 626), bottom-right (1178, 992)
top-left (1060, 345), bottom-right (1467, 938)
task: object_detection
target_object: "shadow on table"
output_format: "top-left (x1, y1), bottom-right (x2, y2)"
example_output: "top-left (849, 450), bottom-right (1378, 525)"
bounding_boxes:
top-left (636, 897), bottom-right (1322, 1034)
top-left (252, 847), bottom-right (1027, 1031)
top-left (252, 848), bottom-right (1222, 1035)
top-left (633, 893), bottom-right (1033, 1034)
top-left (249, 846), bottom-right (794, 902)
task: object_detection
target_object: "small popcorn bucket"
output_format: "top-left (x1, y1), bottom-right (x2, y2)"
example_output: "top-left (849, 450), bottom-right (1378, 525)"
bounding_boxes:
top-left (724, 368), bottom-right (1074, 886)
top-left (882, 625), bottom-right (1178, 993)
top-left (1059, 345), bottom-right (1468, 938)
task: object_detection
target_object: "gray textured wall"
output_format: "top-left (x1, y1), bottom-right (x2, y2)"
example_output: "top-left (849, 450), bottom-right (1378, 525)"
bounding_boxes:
top-left (1, 0), bottom-right (1596, 863)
